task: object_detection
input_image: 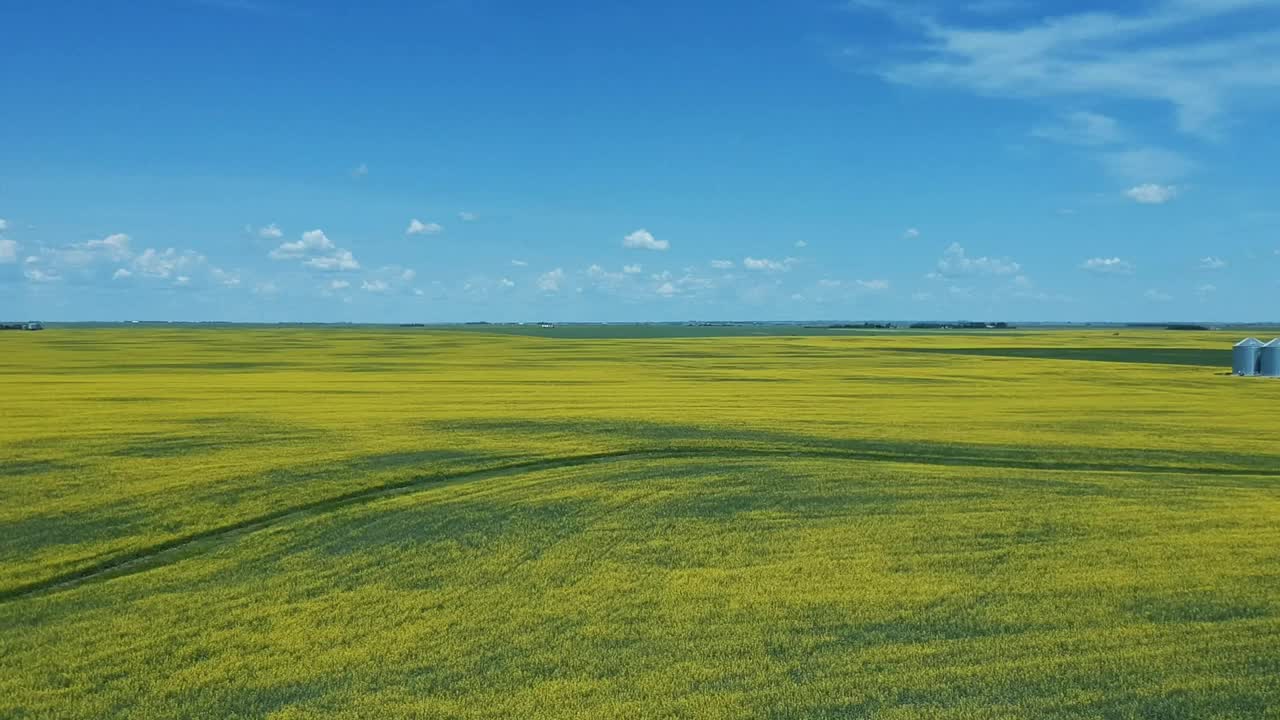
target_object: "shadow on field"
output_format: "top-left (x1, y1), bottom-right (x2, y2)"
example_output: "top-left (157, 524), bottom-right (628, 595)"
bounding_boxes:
top-left (432, 418), bottom-right (1280, 476)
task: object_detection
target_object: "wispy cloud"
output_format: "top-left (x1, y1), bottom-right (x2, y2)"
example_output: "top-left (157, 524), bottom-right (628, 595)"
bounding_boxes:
top-left (1125, 183), bottom-right (1179, 204)
top-left (1106, 149), bottom-right (1194, 183)
top-left (1144, 288), bottom-right (1173, 302)
top-left (849, 0), bottom-right (1280, 135)
top-left (1199, 255), bottom-right (1227, 269)
top-left (1032, 111), bottom-right (1125, 146)
top-left (902, 228), bottom-right (921, 240)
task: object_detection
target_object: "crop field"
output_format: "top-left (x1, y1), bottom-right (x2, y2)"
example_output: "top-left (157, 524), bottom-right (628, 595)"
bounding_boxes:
top-left (2, 326), bottom-right (1279, 719)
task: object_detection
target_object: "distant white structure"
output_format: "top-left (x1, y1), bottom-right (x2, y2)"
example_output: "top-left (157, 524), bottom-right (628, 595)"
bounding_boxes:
top-left (1260, 338), bottom-right (1280, 378)
top-left (1233, 338), bottom-right (1263, 376)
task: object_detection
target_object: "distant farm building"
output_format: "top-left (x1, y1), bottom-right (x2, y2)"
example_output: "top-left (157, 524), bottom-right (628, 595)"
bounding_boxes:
top-left (1, 321), bottom-right (43, 331)
top-left (1261, 339), bottom-right (1280, 378)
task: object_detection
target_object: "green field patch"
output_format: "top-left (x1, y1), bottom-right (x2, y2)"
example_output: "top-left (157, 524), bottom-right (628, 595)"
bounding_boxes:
top-left (895, 347), bottom-right (1229, 367)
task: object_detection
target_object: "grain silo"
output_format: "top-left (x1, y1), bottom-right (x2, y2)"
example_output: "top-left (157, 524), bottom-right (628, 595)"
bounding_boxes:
top-left (1233, 338), bottom-right (1263, 376)
top-left (1260, 338), bottom-right (1280, 377)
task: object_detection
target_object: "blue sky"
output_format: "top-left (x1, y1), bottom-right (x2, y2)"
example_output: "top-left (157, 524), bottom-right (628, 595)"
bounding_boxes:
top-left (2, 0), bottom-right (1278, 322)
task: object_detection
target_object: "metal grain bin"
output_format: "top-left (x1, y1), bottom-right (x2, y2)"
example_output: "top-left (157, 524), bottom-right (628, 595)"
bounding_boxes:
top-left (1234, 337), bottom-right (1263, 376)
top-left (1261, 338), bottom-right (1280, 377)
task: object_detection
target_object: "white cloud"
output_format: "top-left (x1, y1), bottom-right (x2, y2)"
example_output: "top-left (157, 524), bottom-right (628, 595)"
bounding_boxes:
top-left (499, 277), bottom-right (515, 288)
top-left (623, 229), bottom-right (669, 251)
top-left (304, 249), bottom-right (360, 271)
top-left (1032, 110), bottom-right (1124, 146)
top-left (0, 239), bottom-right (17, 264)
top-left (537, 268), bottom-right (565, 292)
top-left (352, 163), bottom-right (369, 179)
top-left (1197, 283), bottom-right (1217, 299)
top-left (258, 223), bottom-right (283, 239)
top-left (853, 1), bottom-right (1280, 135)
top-left (1125, 183), bottom-right (1179, 204)
top-left (211, 267), bottom-right (241, 287)
top-left (743, 257), bottom-right (792, 271)
top-left (1199, 255), bottom-right (1227, 270)
top-left (0, 218), bottom-right (7, 233)
top-left (857, 279), bottom-right (890, 291)
top-left (1081, 256), bottom-right (1135, 274)
top-left (24, 267), bottom-right (59, 283)
top-left (912, 291), bottom-right (934, 302)
top-left (936, 242), bottom-right (1020, 276)
top-left (622, 264), bottom-right (642, 274)
top-left (133, 247), bottom-right (206, 278)
top-left (174, 275), bottom-right (191, 287)
top-left (1144, 288), bottom-right (1173, 302)
top-left (401, 268), bottom-right (416, 282)
top-left (656, 282), bottom-right (678, 297)
top-left (795, 240), bottom-right (808, 248)
top-left (586, 264), bottom-right (629, 287)
top-left (818, 279), bottom-right (842, 288)
top-left (903, 228), bottom-right (920, 240)
top-left (254, 281), bottom-right (279, 295)
top-left (511, 259), bottom-right (528, 267)
top-left (458, 211), bottom-right (478, 222)
top-left (112, 268), bottom-right (132, 280)
top-left (270, 229), bottom-right (359, 272)
top-left (271, 229), bottom-right (334, 259)
top-left (330, 279), bottom-right (350, 290)
top-left (710, 259), bottom-right (735, 269)
top-left (407, 219), bottom-right (443, 236)
top-left (85, 233), bottom-right (132, 262)
top-left (361, 279), bottom-right (389, 293)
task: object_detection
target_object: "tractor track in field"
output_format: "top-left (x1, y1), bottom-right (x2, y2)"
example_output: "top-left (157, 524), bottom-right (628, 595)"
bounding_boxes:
top-left (3, 445), bottom-right (1278, 604)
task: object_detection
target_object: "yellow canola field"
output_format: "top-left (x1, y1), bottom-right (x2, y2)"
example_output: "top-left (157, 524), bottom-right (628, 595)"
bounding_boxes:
top-left (1, 327), bottom-right (1278, 718)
